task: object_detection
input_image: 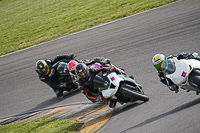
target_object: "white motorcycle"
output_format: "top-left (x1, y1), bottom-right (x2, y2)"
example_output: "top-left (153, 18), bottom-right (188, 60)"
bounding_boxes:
top-left (161, 57), bottom-right (200, 95)
top-left (93, 68), bottom-right (149, 105)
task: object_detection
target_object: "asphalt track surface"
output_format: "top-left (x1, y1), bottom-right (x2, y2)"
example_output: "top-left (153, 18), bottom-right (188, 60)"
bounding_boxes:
top-left (1, 0), bottom-right (200, 132)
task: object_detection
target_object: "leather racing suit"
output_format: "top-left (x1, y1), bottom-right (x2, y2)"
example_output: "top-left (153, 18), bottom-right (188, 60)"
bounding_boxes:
top-left (158, 52), bottom-right (200, 92)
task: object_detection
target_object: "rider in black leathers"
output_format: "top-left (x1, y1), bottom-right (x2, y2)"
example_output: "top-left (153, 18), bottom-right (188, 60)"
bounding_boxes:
top-left (35, 54), bottom-right (75, 98)
top-left (74, 62), bottom-right (127, 108)
top-left (35, 55), bottom-right (111, 98)
top-left (152, 52), bottom-right (200, 93)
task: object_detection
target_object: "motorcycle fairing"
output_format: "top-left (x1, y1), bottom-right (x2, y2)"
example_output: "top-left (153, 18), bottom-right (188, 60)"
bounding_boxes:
top-left (166, 58), bottom-right (191, 86)
top-left (118, 75), bottom-right (137, 85)
top-left (93, 72), bottom-right (110, 90)
top-left (102, 72), bottom-right (124, 98)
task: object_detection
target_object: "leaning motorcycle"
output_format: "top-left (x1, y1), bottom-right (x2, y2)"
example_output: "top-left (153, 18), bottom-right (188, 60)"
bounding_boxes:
top-left (92, 63), bottom-right (149, 106)
top-left (161, 57), bottom-right (200, 95)
top-left (56, 62), bottom-right (78, 92)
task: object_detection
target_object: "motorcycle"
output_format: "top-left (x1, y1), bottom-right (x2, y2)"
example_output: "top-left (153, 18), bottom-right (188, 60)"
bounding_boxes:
top-left (56, 62), bottom-right (78, 92)
top-left (161, 57), bottom-right (200, 95)
top-left (92, 63), bottom-right (149, 106)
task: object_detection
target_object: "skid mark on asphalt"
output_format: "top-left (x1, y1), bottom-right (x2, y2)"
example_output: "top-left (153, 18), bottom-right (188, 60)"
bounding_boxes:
top-left (47, 104), bottom-right (83, 119)
top-left (0, 103), bottom-right (113, 132)
top-left (70, 104), bottom-right (111, 121)
top-left (78, 113), bottom-right (112, 133)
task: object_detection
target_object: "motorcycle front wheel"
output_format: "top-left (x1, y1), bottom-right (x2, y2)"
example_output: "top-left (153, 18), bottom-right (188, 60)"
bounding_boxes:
top-left (120, 85), bottom-right (149, 102)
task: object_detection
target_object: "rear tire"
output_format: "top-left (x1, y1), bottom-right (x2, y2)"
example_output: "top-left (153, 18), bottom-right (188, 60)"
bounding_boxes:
top-left (120, 86), bottom-right (149, 102)
top-left (189, 69), bottom-right (200, 86)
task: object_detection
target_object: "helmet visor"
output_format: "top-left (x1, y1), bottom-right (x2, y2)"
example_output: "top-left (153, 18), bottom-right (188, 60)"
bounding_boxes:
top-left (39, 66), bottom-right (49, 75)
top-left (161, 59), bottom-right (176, 74)
top-left (75, 63), bottom-right (89, 79)
top-left (41, 67), bottom-right (47, 72)
top-left (155, 63), bottom-right (162, 70)
top-left (77, 70), bottom-right (88, 78)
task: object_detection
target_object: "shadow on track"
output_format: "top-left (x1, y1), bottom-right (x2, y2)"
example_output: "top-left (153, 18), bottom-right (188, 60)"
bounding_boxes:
top-left (120, 97), bottom-right (200, 133)
top-left (24, 89), bottom-right (80, 113)
top-left (113, 101), bottom-right (147, 117)
top-left (96, 101), bottom-right (148, 133)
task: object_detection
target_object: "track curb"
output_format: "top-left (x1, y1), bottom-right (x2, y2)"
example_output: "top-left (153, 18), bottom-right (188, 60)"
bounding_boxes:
top-left (0, 102), bottom-right (114, 132)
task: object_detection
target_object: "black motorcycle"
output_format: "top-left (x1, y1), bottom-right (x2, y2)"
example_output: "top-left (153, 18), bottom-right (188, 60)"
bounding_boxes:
top-left (56, 62), bottom-right (78, 92)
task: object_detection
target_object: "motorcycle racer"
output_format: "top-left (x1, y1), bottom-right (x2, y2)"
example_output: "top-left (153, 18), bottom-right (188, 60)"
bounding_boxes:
top-left (35, 55), bottom-right (111, 98)
top-left (74, 62), bottom-right (127, 108)
top-left (35, 54), bottom-right (75, 98)
top-left (152, 52), bottom-right (200, 93)
top-left (67, 57), bottom-right (111, 85)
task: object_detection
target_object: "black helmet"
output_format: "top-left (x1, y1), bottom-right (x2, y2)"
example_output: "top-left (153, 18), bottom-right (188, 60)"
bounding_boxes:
top-left (35, 60), bottom-right (49, 75)
top-left (75, 63), bottom-right (89, 79)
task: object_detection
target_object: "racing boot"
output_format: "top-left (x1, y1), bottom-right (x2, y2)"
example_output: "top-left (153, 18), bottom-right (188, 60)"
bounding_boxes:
top-left (54, 89), bottom-right (63, 98)
top-left (175, 89), bottom-right (179, 93)
top-left (168, 85), bottom-right (179, 93)
top-left (129, 75), bottom-right (134, 79)
top-left (107, 99), bottom-right (117, 108)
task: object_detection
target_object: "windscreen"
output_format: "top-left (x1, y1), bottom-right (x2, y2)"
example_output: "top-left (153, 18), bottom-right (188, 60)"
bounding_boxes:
top-left (161, 59), bottom-right (176, 74)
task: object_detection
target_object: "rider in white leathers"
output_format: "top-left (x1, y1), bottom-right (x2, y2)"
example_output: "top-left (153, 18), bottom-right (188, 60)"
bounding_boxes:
top-left (152, 52), bottom-right (200, 93)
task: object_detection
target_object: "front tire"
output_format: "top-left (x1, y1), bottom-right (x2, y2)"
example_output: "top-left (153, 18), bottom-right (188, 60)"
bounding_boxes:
top-left (120, 86), bottom-right (149, 102)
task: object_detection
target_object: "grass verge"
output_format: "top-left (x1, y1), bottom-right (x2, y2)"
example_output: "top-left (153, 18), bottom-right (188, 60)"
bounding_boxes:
top-left (0, 0), bottom-right (178, 56)
top-left (0, 114), bottom-right (83, 133)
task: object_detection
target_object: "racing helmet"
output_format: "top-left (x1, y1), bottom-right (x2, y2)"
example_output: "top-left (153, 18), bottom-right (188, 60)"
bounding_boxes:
top-left (67, 60), bottom-right (78, 75)
top-left (152, 54), bottom-right (166, 71)
top-left (35, 60), bottom-right (49, 75)
top-left (75, 63), bottom-right (89, 80)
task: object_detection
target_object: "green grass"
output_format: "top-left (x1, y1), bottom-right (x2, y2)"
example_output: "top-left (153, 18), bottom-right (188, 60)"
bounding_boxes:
top-left (0, 114), bottom-right (83, 133)
top-left (0, 0), bottom-right (178, 56)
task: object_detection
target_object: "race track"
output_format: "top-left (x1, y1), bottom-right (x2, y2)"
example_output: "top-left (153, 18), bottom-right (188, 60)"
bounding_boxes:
top-left (1, 0), bottom-right (200, 132)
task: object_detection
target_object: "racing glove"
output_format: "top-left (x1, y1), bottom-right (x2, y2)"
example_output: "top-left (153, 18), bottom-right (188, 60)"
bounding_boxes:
top-left (192, 52), bottom-right (198, 58)
top-left (101, 58), bottom-right (111, 64)
top-left (115, 68), bottom-right (122, 75)
top-left (93, 57), bottom-right (103, 62)
top-left (177, 52), bottom-right (191, 60)
top-left (69, 54), bottom-right (76, 59)
top-left (93, 57), bottom-right (111, 65)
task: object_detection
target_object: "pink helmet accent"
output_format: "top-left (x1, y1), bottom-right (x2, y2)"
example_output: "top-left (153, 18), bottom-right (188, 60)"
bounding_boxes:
top-left (67, 60), bottom-right (78, 72)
